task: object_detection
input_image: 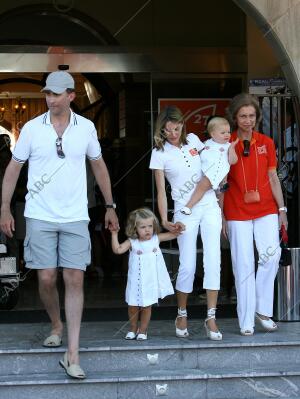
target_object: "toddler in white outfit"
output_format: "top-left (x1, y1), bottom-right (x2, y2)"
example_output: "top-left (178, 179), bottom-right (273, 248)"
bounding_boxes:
top-left (111, 207), bottom-right (180, 340)
top-left (180, 116), bottom-right (238, 215)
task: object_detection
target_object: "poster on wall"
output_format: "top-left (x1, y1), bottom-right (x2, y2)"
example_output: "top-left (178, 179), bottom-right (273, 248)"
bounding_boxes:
top-left (158, 98), bottom-right (231, 139)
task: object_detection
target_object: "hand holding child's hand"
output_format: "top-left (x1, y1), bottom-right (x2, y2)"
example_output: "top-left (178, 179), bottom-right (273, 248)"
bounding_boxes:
top-left (109, 225), bottom-right (119, 234)
top-left (162, 220), bottom-right (185, 234)
top-left (174, 222), bottom-right (186, 234)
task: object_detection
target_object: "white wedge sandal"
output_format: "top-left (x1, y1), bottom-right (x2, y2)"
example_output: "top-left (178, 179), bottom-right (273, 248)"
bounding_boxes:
top-left (175, 308), bottom-right (189, 338)
top-left (204, 308), bottom-right (222, 341)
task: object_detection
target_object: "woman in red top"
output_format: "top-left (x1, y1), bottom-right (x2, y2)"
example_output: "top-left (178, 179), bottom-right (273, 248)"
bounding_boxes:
top-left (223, 93), bottom-right (288, 336)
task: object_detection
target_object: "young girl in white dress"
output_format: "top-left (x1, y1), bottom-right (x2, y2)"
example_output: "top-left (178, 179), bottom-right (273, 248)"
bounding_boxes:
top-left (111, 207), bottom-right (179, 340)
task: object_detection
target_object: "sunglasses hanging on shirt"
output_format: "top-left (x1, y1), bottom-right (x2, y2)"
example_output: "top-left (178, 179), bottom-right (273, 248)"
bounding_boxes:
top-left (243, 140), bottom-right (250, 157)
top-left (55, 137), bottom-right (65, 159)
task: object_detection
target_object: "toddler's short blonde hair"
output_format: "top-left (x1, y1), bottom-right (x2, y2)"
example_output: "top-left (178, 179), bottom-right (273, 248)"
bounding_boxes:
top-left (125, 207), bottom-right (161, 239)
top-left (207, 116), bottom-right (230, 136)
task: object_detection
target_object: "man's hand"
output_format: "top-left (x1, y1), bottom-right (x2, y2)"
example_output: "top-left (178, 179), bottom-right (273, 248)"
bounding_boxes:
top-left (0, 208), bottom-right (15, 238)
top-left (109, 225), bottom-right (120, 234)
top-left (105, 208), bottom-right (119, 231)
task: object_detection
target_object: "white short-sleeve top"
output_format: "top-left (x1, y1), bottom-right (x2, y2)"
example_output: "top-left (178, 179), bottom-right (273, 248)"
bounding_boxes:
top-left (12, 110), bottom-right (101, 223)
top-left (201, 139), bottom-right (231, 190)
top-left (150, 133), bottom-right (217, 209)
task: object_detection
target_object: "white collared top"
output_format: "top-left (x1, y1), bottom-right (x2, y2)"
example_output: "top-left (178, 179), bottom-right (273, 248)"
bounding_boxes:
top-left (150, 133), bottom-right (217, 209)
top-left (201, 138), bottom-right (231, 190)
top-left (13, 110), bottom-right (101, 222)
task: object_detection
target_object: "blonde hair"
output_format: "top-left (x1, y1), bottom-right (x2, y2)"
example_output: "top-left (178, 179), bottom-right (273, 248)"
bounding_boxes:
top-left (226, 93), bottom-right (262, 130)
top-left (207, 116), bottom-right (230, 136)
top-left (154, 106), bottom-right (187, 150)
top-left (125, 207), bottom-right (161, 239)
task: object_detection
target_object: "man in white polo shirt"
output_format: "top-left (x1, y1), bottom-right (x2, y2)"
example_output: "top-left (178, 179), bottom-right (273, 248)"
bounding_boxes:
top-left (0, 71), bottom-right (118, 379)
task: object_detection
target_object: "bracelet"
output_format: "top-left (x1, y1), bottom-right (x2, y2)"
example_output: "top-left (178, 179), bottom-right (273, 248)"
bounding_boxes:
top-left (278, 206), bottom-right (287, 212)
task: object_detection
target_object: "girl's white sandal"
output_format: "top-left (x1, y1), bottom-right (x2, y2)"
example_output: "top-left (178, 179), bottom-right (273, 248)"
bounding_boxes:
top-left (125, 331), bottom-right (137, 340)
top-left (136, 332), bottom-right (148, 340)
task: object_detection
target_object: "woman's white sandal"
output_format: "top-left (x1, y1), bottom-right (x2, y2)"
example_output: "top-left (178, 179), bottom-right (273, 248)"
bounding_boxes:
top-left (255, 313), bottom-right (278, 331)
top-left (175, 308), bottom-right (189, 338)
top-left (204, 308), bottom-right (222, 341)
top-left (240, 328), bottom-right (254, 336)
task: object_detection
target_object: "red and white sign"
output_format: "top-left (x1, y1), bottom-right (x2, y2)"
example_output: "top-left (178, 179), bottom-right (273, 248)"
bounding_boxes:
top-left (158, 98), bottom-right (231, 140)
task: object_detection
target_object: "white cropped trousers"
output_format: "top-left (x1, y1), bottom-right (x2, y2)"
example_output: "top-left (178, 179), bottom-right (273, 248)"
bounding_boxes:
top-left (227, 214), bottom-right (281, 331)
top-left (174, 201), bottom-right (222, 293)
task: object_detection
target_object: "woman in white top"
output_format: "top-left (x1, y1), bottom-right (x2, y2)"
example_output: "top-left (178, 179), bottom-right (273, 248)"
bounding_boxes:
top-left (150, 106), bottom-right (223, 340)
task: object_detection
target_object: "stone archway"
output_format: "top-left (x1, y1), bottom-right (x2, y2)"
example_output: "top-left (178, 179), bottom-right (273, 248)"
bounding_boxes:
top-left (0, 4), bottom-right (119, 46)
top-left (234, 0), bottom-right (300, 98)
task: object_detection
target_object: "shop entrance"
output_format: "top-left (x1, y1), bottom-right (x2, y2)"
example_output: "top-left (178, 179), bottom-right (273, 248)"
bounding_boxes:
top-left (0, 66), bottom-right (244, 318)
top-left (0, 0), bottom-right (299, 318)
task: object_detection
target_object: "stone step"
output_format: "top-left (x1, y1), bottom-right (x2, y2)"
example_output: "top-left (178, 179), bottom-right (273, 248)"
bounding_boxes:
top-left (0, 367), bottom-right (300, 399)
top-left (1, 320), bottom-right (300, 399)
top-left (1, 339), bottom-right (300, 376)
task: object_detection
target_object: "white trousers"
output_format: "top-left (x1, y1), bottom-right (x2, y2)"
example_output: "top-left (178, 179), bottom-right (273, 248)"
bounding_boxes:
top-left (227, 214), bottom-right (281, 330)
top-left (174, 201), bottom-right (222, 293)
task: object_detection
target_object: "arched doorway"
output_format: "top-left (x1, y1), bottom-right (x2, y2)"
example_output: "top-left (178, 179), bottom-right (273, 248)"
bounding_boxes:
top-left (234, 0), bottom-right (300, 98)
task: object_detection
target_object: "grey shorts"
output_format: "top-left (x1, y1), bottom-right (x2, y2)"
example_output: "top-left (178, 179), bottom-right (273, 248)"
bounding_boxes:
top-left (24, 218), bottom-right (91, 270)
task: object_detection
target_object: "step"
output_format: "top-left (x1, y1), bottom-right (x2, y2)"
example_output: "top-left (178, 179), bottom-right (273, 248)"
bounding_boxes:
top-left (1, 338), bottom-right (300, 377)
top-left (0, 367), bottom-right (300, 399)
top-left (1, 320), bottom-right (300, 399)
top-left (1, 320), bottom-right (300, 376)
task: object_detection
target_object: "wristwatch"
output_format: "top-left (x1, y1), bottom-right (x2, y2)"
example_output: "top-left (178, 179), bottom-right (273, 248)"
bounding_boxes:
top-left (104, 203), bottom-right (116, 209)
top-left (278, 206), bottom-right (287, 213)
top-left (180, 206), bottom-right (192, 216)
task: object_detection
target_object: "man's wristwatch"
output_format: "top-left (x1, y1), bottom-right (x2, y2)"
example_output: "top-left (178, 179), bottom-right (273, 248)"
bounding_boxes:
top-left (278, 206), bottom-right (287, 213)
top-left (104, 203), bottom-right (116, 209)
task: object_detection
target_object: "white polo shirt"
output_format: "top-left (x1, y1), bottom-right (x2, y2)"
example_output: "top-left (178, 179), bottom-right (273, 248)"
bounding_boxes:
top-left (13, 110), bottom-right (101, 223)
top-left (150, 133), bottom-right (217, 210)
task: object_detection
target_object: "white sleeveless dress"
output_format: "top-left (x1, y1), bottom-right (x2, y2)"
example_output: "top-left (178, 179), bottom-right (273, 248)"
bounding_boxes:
top-left (126, 235), bottom-right (174, 307)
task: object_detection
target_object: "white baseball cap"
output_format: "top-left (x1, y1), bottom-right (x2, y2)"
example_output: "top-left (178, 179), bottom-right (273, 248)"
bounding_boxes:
top-left (41, 71), bottom-right (75, 94)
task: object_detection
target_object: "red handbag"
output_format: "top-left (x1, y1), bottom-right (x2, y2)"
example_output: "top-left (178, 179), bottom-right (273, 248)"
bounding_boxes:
top-left (279, 225), bottom-right (292, 267)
